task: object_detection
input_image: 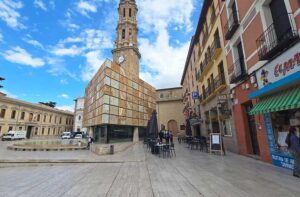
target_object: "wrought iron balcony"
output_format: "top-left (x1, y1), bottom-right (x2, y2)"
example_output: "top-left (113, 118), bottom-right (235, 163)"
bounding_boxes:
top-left (230, 58), bottom-right (247, 84)
top-left (210, 37), bottom-right (221, 59)
top-left (224, 11), bottom-right (239, 40)
top-left (256, 13), bottom-right (299, 60)
top-left (213, 74), bottom-right (226, 90)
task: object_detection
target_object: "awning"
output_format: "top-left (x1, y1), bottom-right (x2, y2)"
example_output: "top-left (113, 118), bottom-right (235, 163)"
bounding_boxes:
top-left (249, 86), bottom-right (300, 115)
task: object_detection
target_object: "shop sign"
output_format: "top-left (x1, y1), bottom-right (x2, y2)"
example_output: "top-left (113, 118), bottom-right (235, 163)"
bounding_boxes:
top-left (256, 42), bottom-right (300, 89)
top-left (264, 114), bottom-right (294, 170)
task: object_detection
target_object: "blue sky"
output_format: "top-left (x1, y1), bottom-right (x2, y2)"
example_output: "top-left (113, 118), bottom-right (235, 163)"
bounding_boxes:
top-left (0, 0), bottom-right (203, 111)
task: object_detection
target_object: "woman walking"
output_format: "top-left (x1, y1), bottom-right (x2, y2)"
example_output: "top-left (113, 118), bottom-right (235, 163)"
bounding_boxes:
top-left (286, 127), bottom-right (300, 178)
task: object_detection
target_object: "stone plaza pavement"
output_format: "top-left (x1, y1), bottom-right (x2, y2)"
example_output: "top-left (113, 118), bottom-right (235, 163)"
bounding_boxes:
top-left (0, 141), bottom-right (299, 197)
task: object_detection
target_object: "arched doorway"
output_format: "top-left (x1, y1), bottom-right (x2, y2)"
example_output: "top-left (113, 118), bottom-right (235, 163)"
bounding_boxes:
top-left (168, 120), bottom-right (178, 136)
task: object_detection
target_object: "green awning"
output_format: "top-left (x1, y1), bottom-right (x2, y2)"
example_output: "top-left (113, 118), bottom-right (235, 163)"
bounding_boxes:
top-left (249, 86), bottom-right (300, 115)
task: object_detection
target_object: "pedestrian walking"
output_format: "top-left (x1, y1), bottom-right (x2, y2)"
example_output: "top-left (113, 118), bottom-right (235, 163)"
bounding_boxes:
top-left (286, 126), bottom-right (300, 178)
top-left (87, 136), bottom-right (92, 150)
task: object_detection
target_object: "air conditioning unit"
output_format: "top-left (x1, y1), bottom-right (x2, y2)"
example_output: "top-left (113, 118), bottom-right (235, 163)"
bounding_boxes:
top-left (250, 75), bottom-right (256, 84)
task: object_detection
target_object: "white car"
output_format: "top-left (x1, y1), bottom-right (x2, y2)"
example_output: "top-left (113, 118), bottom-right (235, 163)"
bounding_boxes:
top-left (74, 134), bottom-right (83, 139)
top-left (61, 132), bottom-right (71, 139)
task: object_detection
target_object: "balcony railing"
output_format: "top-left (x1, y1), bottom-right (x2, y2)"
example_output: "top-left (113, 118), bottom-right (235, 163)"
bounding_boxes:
top-left (256, 13), bottom-right (299, 60)
top-left (210, 37), bottom-right (221, 59)
top-left (230, 58), bottom-right (247, 84)
top-left (224, 11), bottom-right (239, 40)
top-left (213, 74), bottom-right (226, 90)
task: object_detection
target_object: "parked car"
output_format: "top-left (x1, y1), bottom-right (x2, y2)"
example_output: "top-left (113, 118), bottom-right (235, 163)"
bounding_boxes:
top-left (74, 134), bottom-right (83, 139)
top-left (2, 131), bottom-right (26, 141)
top-left (61, 132), bottom-right (71, 139)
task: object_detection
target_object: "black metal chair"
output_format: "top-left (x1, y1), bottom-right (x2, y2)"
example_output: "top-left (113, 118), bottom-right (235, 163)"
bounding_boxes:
top-left (162, 144), bottom-right (171, 158)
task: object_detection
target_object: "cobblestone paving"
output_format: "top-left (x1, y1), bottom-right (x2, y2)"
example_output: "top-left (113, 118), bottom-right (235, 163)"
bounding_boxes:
top-left (0, 141), bottom-right (299, 197)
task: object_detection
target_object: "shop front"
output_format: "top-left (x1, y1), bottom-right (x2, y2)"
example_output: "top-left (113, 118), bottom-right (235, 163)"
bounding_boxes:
top-left (249, 42), bottom-right (300, 169)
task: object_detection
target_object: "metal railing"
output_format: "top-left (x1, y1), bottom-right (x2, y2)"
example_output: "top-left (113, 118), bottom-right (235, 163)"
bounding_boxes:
top-left (230, 58), bottom-right (247, 84)
top-left (224, 11), bottom-right (239, 40)
top-left (256, 13), bottom-right (299, 60)
top-left (213, 74), bottom-right (226, 90)
top-left (210, 37), bottom-right (221, 57)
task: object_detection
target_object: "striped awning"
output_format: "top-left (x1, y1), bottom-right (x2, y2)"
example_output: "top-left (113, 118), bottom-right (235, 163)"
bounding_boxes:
top-left (249, 86), bottom-right (300, 115)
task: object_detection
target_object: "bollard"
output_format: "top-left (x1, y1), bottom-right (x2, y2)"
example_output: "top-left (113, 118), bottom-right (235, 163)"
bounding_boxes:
top-left (110, 145), bottom-right (114, 154)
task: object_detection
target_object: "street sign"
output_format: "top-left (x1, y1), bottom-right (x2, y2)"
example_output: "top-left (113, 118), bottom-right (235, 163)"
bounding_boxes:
top-left (192, 92), bottom-right (200, 100)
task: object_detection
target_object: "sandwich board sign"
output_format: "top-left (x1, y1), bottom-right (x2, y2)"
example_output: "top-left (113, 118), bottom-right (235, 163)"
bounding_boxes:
top-left (210, 133), bottom-right (223, 155)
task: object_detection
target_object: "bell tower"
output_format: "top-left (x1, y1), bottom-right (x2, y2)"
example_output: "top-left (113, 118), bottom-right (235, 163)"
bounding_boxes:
top-left (112, 0), bottom-right (141, 77)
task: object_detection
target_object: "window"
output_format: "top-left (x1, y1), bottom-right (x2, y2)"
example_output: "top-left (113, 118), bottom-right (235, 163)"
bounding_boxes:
top-left (8, 126), bottom-right (13, 131)
top-left (11, 110), bottom-right (16, 119)
top-left (180, 125), bottom-right (186, 130)
top-left (43, 115), bottom-right (46, 122)
top-left (0, 126), bottom-right (2, 133)
top-left (129, 8), bottom-right (132, 17)
top-left (21, 112), bottom-right (25, 120)
top-left (55, 116), bottom-right (57, 123)
top-left (123, 8), bottom-right (126, 17)
top-left (159, 93), bottom-right (163, 98)
top-left (0, 109), bottom-right (6, 118)
top-left (78, 116), bottom-right (81, 121)
top-left (19, 127), bottom-right (22, 130)
top-left (122, 29), bottom-right (125, 39)
top-left (48, 128), bottom-right (50, 135)
top-left (223, 119), bottom-right (232, 136)
top-left (59, 117), bottom-right (62, 124)
top-left (35, 128), bottom-right (38, 135)
top-left (29, 113), bottom-right (33, 121)
top-left (53, 128), bottom-right (56, 135)
top-left (50, 115), bottom-right (52, 123)
top-left (42, 128), bottom-right (45, 135)
top-left (37, 114), bottom-right (40, 122)
top-left (129, 28), bottom-right (132, 36)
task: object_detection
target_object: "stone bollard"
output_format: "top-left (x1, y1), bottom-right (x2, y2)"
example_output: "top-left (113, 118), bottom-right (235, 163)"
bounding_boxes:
top-left (110, 145), bottom-right (114, 154)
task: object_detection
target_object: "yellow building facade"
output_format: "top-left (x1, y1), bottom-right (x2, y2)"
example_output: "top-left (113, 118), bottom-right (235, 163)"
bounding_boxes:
top-left (0, 92), bottom-right (74, 138)
top-left (156, 87), bottom-right (185, 137)
top-left (181, 0), bottom-right (238, 153)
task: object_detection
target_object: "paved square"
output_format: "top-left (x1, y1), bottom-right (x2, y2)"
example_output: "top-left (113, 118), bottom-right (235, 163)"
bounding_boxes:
top-left (0, 142), bottom-right (299, 197)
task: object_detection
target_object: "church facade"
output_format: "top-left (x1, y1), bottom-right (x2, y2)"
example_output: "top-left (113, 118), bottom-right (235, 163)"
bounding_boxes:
top-left (83, 0), bottom-right (156, 143)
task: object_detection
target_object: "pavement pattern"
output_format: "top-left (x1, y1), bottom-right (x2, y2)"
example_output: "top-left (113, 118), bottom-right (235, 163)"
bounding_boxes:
top-left (0, 141), bottom-right (299, 197)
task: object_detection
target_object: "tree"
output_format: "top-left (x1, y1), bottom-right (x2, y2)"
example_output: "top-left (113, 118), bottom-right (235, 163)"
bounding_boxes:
top-left (39, 101), bottom-right (56, 108)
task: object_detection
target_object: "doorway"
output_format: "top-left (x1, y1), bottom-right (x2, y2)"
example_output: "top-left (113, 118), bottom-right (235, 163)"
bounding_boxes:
top-left (245, 103), bottom-right (260, 155)
top-left (26, 126), bottom-right (33, 139)
top-left (194, 124), bottom-right (201, 137)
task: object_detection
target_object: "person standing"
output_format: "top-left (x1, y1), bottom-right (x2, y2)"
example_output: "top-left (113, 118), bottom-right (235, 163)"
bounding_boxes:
top-left (170, 131), bottom-right (173, 144)
top-left (166, 130), bottom-right (170, 144)
top-left (286, 126), bottom-right (300, 178)
top-left (159, 129), bottom-right (163, 143)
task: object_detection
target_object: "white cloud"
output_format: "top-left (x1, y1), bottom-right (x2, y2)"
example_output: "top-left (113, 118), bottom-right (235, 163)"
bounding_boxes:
top-left (58, 93), bottom-right (69, 99)
top-left (60, 79), bottom-right (69, 85)
top-left (81, 50), bottom-right (105, 81)
top-left (1, 89), bottom-right (17, 98)
top-left (67, 23), bottom-right (80, 31)
top-left (139, 29), bottom-right (190, 88)
top-left (57, 105), bottom-right (74, 112)
top-left (34, 0), bottom-right (47, 11)
top-left (52, 44), bottom-right (83, 56)
top-left (138, 0), bottom-right (194, 33)
top-left (47, 57), bottom-right (76, 79)
top-left (0, 0), bottom-right (25, 29)
top-left (2, 46), bottom-right (45, 68)
top-left (136, 0), bottom-right (195, 88)
top-left (77, 1), bottom-right (97, 17)
top-left (23, 38), bottom-right (44, 49)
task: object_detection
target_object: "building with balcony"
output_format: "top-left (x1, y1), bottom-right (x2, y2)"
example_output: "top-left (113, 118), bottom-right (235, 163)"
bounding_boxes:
top-left (220, 0), bottom-right (300, 169)
top-left (156, 87), bottom-right (185, 137)
top-left (0, 93), bottom-right (74, 138)
top-left (181, 0), bottom-right (238, 153)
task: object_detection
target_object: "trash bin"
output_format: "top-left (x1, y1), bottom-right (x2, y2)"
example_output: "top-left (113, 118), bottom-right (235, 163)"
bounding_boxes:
top-left (110, 145), bottom-right (114, 154)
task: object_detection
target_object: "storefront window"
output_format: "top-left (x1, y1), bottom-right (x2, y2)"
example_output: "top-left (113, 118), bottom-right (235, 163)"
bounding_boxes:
top-left (270, 110), bottom-right (300, 155)
top-left (108, 125), bottom-right (133, 143)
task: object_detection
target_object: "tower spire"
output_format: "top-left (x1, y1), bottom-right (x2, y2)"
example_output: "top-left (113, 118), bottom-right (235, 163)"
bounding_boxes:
top-left (112, 0), bottom-right (141, 77)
